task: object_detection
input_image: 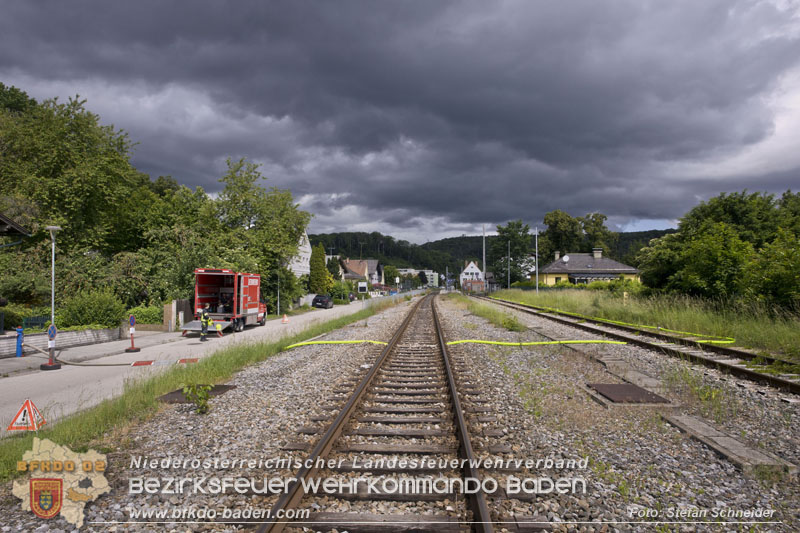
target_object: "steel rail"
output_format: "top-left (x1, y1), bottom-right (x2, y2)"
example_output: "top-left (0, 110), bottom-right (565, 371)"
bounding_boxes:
top-left (256, 294), bottom-right (429, 533)
top-left (477, 296), bottom-right (800, 394)
top-left (485, 297), bottom-right (792, 366)
top-left (432, 297), bottom-right (494, 533)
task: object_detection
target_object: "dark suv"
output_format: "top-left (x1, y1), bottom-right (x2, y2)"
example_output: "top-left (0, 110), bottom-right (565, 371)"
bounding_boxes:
top-left (312, 294), bottom-right (333, 309)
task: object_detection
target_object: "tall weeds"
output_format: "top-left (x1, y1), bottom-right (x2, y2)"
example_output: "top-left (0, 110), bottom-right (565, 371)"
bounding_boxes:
top-left (495, 289), bottom-right (800, 360)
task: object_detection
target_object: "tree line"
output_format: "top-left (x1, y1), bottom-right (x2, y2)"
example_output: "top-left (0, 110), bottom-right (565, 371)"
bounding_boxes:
top-left (0, 84), bottom-right (309, 316)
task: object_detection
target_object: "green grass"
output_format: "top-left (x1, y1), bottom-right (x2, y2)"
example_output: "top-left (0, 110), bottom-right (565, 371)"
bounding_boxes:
top-left (0, 299), bottom-right (397, 482)
top-left (664, 364), bottom-right (737, 423)
top-left (493, 289), bottom-right (800, 362)
top-left (445, 293), bottom-right (525, 332)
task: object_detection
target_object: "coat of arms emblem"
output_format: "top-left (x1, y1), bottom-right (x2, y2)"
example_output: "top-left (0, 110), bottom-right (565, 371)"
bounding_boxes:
top-left (30, 478), bottom-right (63, 519)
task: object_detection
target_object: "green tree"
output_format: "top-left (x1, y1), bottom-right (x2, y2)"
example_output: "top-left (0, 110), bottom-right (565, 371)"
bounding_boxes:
top-left (383, 265), bottom-right (400, 286)
top-left (326, 256), bottom-right (341, 279)
top-left (309, 243), bottom-right (332, 294)
top-left (542, 210), bottom-right (583, 260)
top-left (777, 190), bottom-right (800, 237)
top-left (679, 191), bottom-right (779, 248)
top-left (488, 220), bottom-right (532, 285)
top-left (0, 83), bottom-right (37, 114)
top-left (0, 95), bottom-right (147, 252)
top-left (580, 212), bottom-right (617, 252)
top-left (215, 158), bottom-right (311, 298)
top-left (673, 223), bottom-right (754, 297)
top-left (741, 228), bottom-right (800, 307)
top-left (635, 233), bottom-right (684, 290)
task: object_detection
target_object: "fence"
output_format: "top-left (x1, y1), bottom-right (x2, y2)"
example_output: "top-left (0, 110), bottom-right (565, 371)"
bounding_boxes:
top-left (22, 315), bottom-right (49, 329)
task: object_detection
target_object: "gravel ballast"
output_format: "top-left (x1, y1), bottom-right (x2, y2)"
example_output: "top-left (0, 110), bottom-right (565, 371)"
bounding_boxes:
top-left (2, 293), bottom-right (797, 532)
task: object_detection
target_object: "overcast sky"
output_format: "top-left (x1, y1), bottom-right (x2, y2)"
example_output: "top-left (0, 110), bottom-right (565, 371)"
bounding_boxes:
top-left (2, 1), bottom-right (799, 243)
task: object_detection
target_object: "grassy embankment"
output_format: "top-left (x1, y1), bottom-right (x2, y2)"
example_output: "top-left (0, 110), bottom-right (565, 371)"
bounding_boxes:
top-left (493, 289), bottom-right (800, 365)
top-left (445, 292), bottom-right (525, 332)
top-left (0, 299), bottom-right (398, 482)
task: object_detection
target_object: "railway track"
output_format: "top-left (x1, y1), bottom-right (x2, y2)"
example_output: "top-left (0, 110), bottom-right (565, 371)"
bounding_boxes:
top-left (258, 294), bottom-right (526, 533)
top-left (475, 295), bottom-right (800, 395)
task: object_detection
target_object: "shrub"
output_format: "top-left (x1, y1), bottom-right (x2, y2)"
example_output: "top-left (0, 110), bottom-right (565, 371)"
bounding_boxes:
top-left (332, 298), bottom-right (349, 305)
top-left (57, 289), bottom-right (126, 328)
top-left (330, 281), bottom-right (351, 300)
top-left (1, 304), bottom-right (50, 329)
top-left (554, 280), bottom-right (579, 289)
top-left (126, 305), bottom-right (163, 324)
top-left (183, 384), bottom-right (212, 414)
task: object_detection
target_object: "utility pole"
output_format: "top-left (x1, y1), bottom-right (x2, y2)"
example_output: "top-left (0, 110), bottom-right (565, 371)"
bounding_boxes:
top-left (535, 226), bottom-right (539, 294)
top-left (359, 241), bottom-right (365, 259)
top-left (327, 245), bottom-right (335, 257)
top-left (482, 224), bottom-right (486, 293)
top-left (507, 238), bottom-right (510, 289)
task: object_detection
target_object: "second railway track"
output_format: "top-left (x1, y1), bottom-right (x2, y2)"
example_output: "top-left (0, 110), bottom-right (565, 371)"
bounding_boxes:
top-left (475, 295), bottom-right (800, 395)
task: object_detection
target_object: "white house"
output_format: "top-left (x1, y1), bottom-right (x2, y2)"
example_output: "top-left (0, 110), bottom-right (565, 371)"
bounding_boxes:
top-left (459, 261), bottom-right (483, 286)
top-left (396, 268), bottom-right (439, 287)
top-left (288, 231), bottom-right (312, 277)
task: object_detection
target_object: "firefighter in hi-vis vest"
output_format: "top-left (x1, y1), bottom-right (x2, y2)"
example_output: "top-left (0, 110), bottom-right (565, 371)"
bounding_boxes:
top-left (200, 303), bottom-right (213, 342)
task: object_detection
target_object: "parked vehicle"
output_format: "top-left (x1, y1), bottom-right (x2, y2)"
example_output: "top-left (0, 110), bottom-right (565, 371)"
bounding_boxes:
top-left (312, 294), bottom-right (334, 309)
top-left (181, 269), bottom-right (267, 335)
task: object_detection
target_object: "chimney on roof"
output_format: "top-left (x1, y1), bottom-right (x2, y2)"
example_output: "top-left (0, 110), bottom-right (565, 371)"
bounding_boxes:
top-left (554, 251), bottom-right (560, 261)
top-left (592, 248), bottom-right (602, 259)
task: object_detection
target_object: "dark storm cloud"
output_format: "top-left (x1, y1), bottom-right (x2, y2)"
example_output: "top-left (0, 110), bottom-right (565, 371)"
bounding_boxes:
top-left (2, 0), bottom-right (800, 242)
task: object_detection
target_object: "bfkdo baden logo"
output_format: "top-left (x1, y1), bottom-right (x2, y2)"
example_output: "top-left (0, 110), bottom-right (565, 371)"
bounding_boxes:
top-left (30, 478), bottom-right (63, 519)
top-left (12, 438), bottom-right (110, 527)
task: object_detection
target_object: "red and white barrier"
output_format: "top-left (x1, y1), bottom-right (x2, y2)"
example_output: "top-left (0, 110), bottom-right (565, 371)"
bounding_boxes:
top-left (130, 358), bottom-right (198, 367)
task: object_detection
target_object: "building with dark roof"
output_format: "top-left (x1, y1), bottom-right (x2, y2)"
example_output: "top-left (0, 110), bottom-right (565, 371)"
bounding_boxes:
top-left (341, 258), bottom-right (384, 285)
top-left (534, 248), bottom-right (639, 285)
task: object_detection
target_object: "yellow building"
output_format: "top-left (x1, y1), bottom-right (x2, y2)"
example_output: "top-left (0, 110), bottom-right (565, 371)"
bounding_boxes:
top-left (534, 249), bottom-right (639, 285)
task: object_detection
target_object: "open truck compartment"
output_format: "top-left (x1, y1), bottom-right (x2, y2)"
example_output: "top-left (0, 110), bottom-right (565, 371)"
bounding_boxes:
top-left (181, 268), bottom-right (266, 334)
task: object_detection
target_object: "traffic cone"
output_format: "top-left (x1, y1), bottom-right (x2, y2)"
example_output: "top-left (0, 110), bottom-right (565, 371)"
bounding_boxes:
top-left (282, 314), bottom-right (289, 324)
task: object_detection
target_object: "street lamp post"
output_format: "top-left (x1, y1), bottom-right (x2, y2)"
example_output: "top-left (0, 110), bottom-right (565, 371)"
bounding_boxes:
top-left (42, 225), bottom-right (62, 370)
top-left (46, 226), bottom-right (61, 326)
top-left (535, 226), bottom-right (539, 294)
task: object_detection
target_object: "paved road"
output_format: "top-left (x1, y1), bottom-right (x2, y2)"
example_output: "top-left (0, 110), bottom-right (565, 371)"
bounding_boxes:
top-left (0, 300), bottom-right (379, 438)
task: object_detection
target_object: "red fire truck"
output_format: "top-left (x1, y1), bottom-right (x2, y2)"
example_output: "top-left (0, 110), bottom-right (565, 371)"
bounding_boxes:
top-left (181, 268), bottom-right (267, 335)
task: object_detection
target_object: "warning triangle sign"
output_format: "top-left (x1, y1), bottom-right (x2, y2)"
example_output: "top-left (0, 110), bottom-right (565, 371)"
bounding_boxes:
top-left (7, 399), bottom-right (46, 431)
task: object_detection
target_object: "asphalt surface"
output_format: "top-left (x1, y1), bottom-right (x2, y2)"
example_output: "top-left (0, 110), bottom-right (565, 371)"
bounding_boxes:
top-left (0, 301), bottom-right (376, 438)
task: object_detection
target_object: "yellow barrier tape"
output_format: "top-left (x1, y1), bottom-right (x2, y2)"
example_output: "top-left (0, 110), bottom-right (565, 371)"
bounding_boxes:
top-left (490, 296), bottom-right (735, 345)
top-left (286, 340), bottom-right (388, 349)
top-left (446, 339), bottom-right (626, 347)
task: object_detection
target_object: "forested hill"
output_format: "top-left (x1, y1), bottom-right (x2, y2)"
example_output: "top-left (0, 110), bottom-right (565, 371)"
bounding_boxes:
top-left (310, 228), bottom-right (675, 275)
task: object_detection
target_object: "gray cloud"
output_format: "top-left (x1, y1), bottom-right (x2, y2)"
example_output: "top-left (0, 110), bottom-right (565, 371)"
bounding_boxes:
top-left (2, 0), bottom-right (799, 242)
